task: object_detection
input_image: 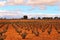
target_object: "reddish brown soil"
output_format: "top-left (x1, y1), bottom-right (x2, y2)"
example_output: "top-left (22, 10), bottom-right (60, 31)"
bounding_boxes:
top-left (0, 19), bottom-right (60, 40)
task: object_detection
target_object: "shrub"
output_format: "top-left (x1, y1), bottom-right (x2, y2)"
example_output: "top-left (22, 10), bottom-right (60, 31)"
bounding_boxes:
top-left (21, 32), bottom-right (27, 39)
top-left (0, 33), bottom-right (7, 40)
top-left (32, 31), bottom-right (39, 36)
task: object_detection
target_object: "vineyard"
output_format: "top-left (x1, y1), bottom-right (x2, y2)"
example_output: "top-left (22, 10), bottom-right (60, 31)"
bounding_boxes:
top-left (0, 19), bottom-right (60, 40)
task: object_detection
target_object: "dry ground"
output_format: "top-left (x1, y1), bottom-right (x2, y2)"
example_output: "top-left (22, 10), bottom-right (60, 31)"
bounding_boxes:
top-left (0, 19), bottom-right (60, 40)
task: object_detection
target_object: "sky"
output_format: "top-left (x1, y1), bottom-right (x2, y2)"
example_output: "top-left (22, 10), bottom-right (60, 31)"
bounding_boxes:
top-left (0, 0), bottom-right (60, 18)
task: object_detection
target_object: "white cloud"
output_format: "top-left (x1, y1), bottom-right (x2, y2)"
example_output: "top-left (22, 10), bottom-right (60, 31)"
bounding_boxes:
top-left (21, 12), bottom-right (60, 18)
top-left (0, 10), bottom-right (60, 18)
top-left (0, 0), bottom-right (59, 10)
top-left (6, 0), bottom-right (24, 5)
top-left (0, 10), bottom-right (23, 16)
top-left (0, 1), bottom-right (6, 6)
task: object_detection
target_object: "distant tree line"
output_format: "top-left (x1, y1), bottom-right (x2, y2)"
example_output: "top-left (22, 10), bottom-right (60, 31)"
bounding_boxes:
top-left (19, 15), bottom-right (60, 19)
top-left (23, 15), bottom-right (60, 19)
top-left (0, 15), bottom-right (60, 20)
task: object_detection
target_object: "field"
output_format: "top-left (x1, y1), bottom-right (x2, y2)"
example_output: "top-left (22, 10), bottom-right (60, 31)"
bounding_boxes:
top-left (0, 19), bottom-right (60, 40)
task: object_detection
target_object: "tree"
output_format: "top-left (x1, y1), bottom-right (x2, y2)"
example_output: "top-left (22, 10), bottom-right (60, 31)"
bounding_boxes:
top-left (23, 15), bottom-right (28, 19)
top-left (54, 17), bottom-right (58, 19)
top-left (31, 17), bottom-right (35, 19)
top-left (42, 17), bottom-right (53, 19)
top-left (38, 17), bottom-right (41, 19)
top-left (54, 17), bottom-right (60, 19)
